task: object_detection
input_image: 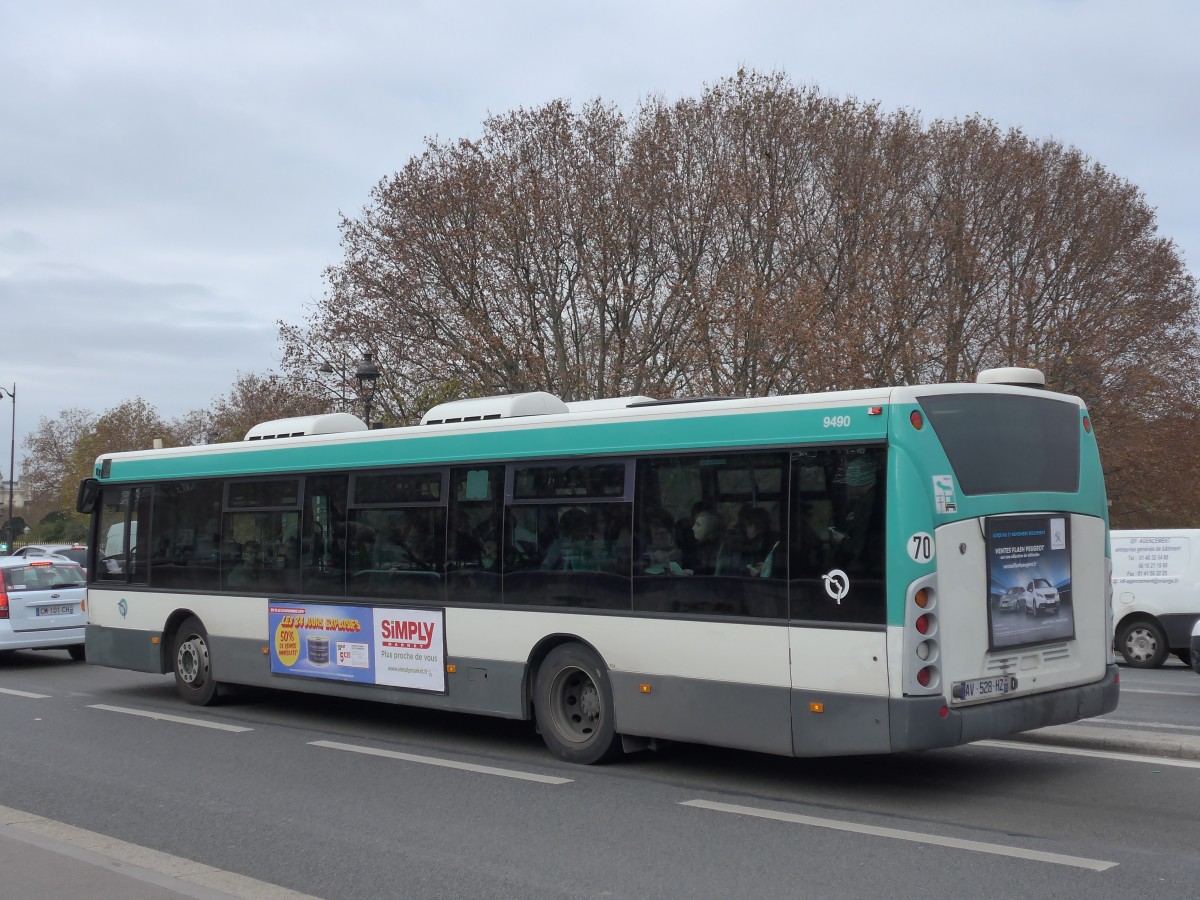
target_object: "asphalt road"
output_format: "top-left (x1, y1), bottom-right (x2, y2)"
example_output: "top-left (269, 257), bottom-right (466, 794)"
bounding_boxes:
top-left (0, 651), bottom-right (1197, 899)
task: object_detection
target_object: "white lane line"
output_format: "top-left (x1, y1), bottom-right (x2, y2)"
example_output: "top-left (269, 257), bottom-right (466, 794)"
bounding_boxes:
top-left (310, 740), bottom-right (573, 784)
top-left (978, 739), bottom-right (1200, 768)
top-left (0, 687), bottom-right (51, 699)
top-left (0, 802), bottom-right (316, 899)
top-left (681, 799), bottom-right (1116, 871)
top-left (88, 704), bottom-right (253, 733)
top-left (1118, 688), bottom-right (1200, 697)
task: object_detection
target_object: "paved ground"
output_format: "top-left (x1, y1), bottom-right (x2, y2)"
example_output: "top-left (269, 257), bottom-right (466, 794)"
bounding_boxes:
top-left (1, 719), bottom-right (1194, 899)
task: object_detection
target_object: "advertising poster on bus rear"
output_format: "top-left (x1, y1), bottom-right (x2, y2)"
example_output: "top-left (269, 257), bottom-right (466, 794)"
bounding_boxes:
top-left (269, 603), bottom-right (445, 692)
top-left (985, 515), bottom-right (1075, 650)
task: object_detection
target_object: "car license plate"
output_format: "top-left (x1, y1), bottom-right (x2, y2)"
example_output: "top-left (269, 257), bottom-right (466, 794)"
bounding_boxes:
top-left (36, 605), bottom-right (75, 617)
top-left (951, 674), bottom-right (1018, 703)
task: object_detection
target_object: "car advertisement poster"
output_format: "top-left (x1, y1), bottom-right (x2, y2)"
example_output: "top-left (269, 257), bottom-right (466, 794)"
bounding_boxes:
top-left (269, 603), bottom-right (446, 693)
top-left (985, 515), bottom-right (1075, 650)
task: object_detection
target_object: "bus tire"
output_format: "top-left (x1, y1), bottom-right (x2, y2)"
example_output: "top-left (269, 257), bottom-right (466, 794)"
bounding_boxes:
top-left (1116, 618), bottom-right (1168, 668)
top-left (67, 644), bottom-right (86, 662)
top-left (173, 616), bottom-right (219, 705)
top-left (533, 644), bottom-right (621, 765)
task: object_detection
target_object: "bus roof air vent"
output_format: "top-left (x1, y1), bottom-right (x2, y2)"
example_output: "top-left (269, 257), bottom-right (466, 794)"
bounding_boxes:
top-left (421, 391), bottom-right (569, 426)
top-left (243, 413), bottom-right (369, 441)
top-left (975, 367), bottom-right (1046, 389)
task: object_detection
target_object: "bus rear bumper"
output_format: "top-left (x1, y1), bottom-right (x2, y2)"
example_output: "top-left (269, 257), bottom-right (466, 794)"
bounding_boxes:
top-left (890, 664), bottom-right (1120, 752)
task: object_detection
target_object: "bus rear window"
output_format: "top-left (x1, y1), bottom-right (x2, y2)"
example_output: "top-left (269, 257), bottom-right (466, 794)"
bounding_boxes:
top-left (916, 394), bottom-right (1080, 495)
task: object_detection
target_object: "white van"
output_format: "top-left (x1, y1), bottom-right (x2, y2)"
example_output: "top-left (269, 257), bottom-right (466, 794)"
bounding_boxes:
top-left (1111, 529), bottom-right (1200, 668)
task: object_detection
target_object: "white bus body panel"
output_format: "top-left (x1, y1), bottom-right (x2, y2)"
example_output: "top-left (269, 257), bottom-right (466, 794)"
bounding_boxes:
top-left (934, 514), bottom-right (1109, 699)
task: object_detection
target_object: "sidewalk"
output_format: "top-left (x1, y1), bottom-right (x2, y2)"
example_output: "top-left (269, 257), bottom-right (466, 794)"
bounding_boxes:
top-left (1010, 722), bottom-right (1200, 760)
top-left (0, 804), bottom-right (318, 900)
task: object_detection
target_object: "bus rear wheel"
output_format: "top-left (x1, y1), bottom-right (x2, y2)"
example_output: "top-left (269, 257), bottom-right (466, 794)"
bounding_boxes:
top-left (173, 616), bottom-right (219, 705)
top-left (1116, 619), bottom-right (1168, 668)
top-left (534, 644), bottom-right (621, 765)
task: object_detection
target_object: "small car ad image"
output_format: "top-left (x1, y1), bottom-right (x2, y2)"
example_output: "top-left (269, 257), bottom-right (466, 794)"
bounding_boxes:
top-left (986, 515), bottom-right (1075, 650)
top-left (1022, 577), bottom-right (1060, 616)
top-left (997, 585), bottom-right (1025, 613)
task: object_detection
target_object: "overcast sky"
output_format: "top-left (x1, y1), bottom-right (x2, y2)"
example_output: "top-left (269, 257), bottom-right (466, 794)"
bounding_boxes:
top-left (2, 0), bottom-right (1197, 477)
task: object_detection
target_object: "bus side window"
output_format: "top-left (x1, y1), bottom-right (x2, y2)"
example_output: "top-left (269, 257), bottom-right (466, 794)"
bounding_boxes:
top-left (302, 474), bottom-right (349, 596)
top-left (633, 453), bottom-right (787, 618)
top-left (789, 447), bottom-right (886, 625)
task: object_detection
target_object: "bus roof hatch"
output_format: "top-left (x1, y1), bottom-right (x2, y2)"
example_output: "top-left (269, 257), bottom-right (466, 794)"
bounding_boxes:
top-left (975, 367), bottom-right (1046, 389)
top-left (422, 391), bottom-right (569, 425)
top-left (244, 413), bottom-right (369, 441)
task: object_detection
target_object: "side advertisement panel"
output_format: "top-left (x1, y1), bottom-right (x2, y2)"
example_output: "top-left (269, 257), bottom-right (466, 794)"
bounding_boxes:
top-left (269, 603), bottom-right (446, 693)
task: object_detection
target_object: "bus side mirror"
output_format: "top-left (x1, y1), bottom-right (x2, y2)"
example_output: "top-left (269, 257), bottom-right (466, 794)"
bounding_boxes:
top-left (76, 478), bottom-right (100, 515)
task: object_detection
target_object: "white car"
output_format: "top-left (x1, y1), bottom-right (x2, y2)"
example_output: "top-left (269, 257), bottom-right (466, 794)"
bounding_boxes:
top-left (0, 555), bottom-right (87, 660)
top-left (1023, 577), bottom-right (1060, 616)
top-left (12, 544), bottom-right (88, 576)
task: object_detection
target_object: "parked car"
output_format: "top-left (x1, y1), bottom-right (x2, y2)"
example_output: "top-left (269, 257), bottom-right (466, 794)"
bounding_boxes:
top-left (11, 543), bottom-right (72, 557)
top-left (998, 585), bottom-right (1025, 613)
top-left (0, 555), bottom-right (87, 660)
top-left (11, 544), bottom-right (88, 577)
top-left (1022, 577), bottom-right (1060, 616)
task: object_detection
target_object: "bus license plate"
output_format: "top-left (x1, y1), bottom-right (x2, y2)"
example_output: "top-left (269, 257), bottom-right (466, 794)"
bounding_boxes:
top-left (951, 674), bottom-right (1017, 703)
top-left (36, 605), bottom-right (75, 617)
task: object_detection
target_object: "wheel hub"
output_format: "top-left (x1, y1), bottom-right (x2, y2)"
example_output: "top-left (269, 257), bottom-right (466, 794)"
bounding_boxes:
top-left (551, 667), bottom-right (603, 743)
top-left (578, 682), bottom-right (601, 721)
top-left (178, 637), bottom-right (209, 685)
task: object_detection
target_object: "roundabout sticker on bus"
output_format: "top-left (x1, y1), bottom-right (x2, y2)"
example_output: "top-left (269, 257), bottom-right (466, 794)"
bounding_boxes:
top-left (269, 603), bottom-right (446, 693)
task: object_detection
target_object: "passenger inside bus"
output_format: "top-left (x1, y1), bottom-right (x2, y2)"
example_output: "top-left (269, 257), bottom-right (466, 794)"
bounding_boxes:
top-left (686, 509), bottom-right (726, 575)
top-left (641, 509), bottom-right (685, 574)
top-left (226, 540), bottom-right (261, 588)
top-left (728, 505), bottom-right (779, 578)
top-left (828, 456), bottom-right (878, 567)
top-left (541, 508), bottom-right (594, 570)
top-left (377, 515), bottom-right (433, 571)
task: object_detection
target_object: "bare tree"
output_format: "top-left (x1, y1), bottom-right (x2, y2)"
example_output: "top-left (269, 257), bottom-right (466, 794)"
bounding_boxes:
top-left (21, 407), bottom-right (96, 508)
top-left (282, 69), bottom-right (1199, 525)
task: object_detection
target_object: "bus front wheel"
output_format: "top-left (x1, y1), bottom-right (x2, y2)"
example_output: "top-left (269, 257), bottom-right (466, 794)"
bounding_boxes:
top-left (533, 644), bottom-right (621, 765)
top-left (1116, 619), bottom-right (1168, 668)
top-left (173, 616), bottom-right (219, 705)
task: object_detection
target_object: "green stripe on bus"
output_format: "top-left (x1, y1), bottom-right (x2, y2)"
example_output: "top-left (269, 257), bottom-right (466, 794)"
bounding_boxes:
top-left (102, 405), bottom-right (890, 482)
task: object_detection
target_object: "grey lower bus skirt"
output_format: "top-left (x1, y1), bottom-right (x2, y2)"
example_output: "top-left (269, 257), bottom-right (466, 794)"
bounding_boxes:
top-left (86, 625), bottom-right (1120, 758)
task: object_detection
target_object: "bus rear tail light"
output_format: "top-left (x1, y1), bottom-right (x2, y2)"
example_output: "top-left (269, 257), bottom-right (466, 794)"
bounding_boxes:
top-left (905, 578), bottom-right (940, 696)
top-left (909, 410), bottom-right (924, 430)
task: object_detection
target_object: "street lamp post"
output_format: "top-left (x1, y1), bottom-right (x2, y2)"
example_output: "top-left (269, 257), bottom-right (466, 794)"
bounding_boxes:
top-left (317, 360), bottom-right (349, 411)
top-left (354, 352), bottom-right (381, 428)
top-left (0, 384), bottom-right (14, 555)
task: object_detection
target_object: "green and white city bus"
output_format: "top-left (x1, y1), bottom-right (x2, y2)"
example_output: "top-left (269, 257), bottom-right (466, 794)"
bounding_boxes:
top-left (77, 366), bottom-right (1118, 763)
